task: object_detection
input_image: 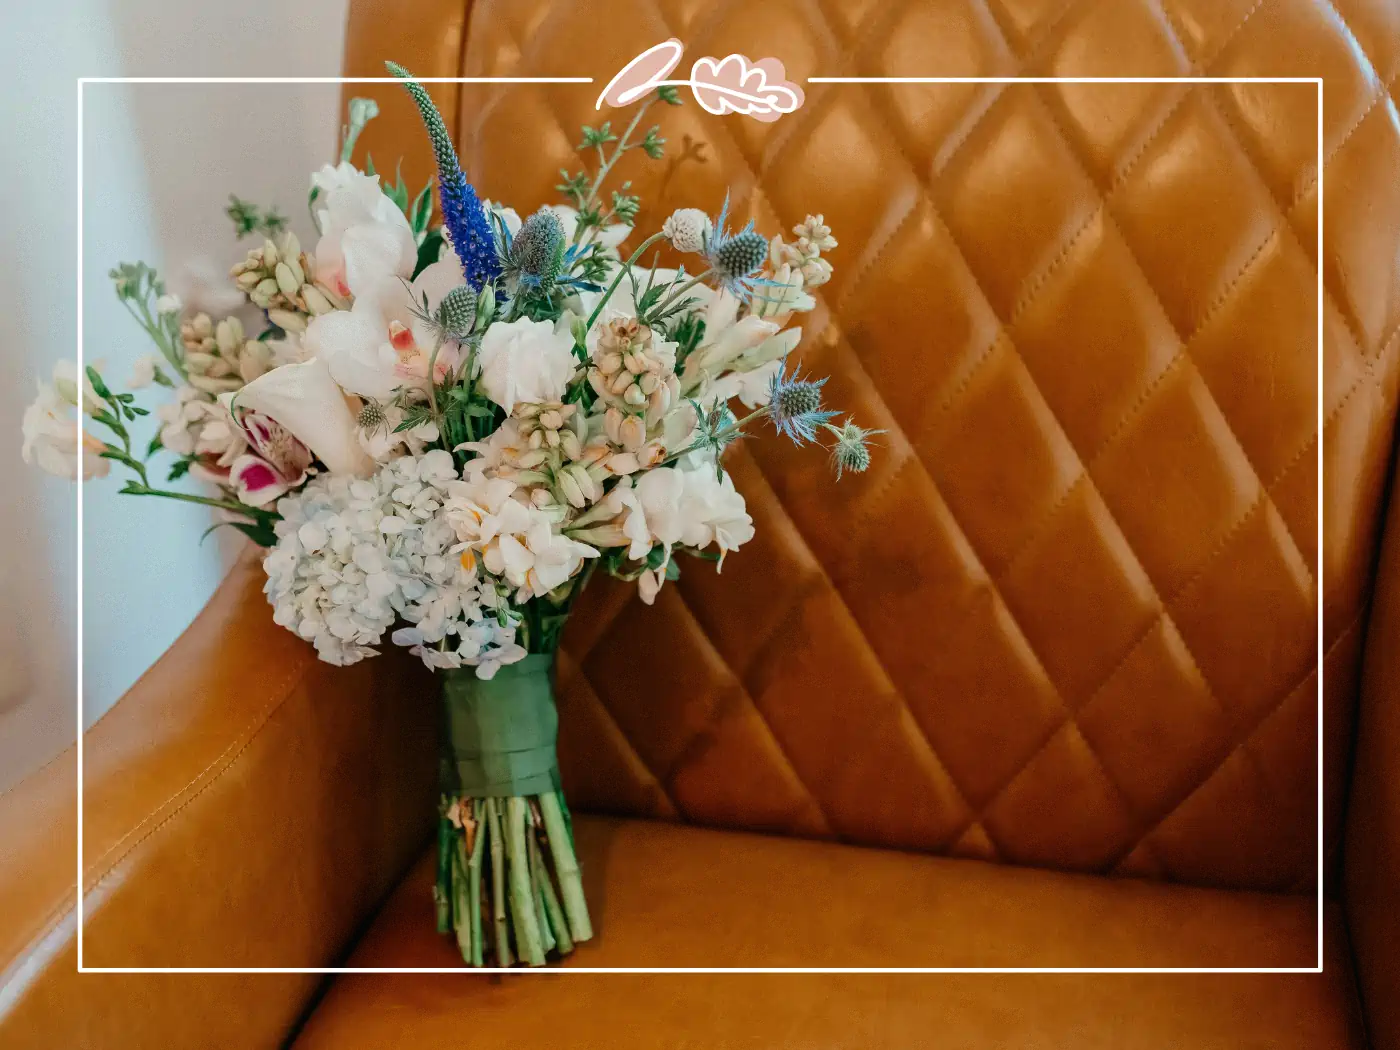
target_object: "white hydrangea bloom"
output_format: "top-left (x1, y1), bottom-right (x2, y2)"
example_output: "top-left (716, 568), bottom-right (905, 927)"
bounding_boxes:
top-left (263, 449), bottom-right (524, 675)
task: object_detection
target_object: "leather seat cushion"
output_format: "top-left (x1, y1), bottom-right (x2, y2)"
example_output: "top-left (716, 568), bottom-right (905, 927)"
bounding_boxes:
top-left (292, 817), bottom-right (1364, 1048)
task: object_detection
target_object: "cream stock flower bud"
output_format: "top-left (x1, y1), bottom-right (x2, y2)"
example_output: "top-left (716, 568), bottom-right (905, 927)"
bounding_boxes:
top-left (230, 230), bottom-right (345, 325)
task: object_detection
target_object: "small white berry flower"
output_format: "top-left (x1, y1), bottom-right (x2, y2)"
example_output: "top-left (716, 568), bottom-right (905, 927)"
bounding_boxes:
top-left (662, 208), bottom-right (712, 254)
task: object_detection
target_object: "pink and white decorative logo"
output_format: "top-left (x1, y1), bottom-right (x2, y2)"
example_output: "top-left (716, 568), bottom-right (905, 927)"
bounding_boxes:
top-left (598, 39), bottom-right (805, 123)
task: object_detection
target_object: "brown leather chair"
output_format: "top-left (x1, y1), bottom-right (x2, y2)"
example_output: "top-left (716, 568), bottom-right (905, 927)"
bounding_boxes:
top-left (5, 0), bottom-right (1399, 1045)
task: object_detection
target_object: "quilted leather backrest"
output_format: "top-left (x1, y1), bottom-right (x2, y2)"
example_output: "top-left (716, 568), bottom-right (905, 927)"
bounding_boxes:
top-left (345, 0), bottom-right (1400, 891)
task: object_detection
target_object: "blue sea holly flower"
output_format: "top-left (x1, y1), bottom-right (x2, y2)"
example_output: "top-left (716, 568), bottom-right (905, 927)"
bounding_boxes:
top-left (823, 417), bottom-right (884, 479)
top-left (387, 61), bottom-right (500, 291)
top-left (766, 364), bottom-right (838, 446)
top-left (705, 192), bottom-right (773, 299)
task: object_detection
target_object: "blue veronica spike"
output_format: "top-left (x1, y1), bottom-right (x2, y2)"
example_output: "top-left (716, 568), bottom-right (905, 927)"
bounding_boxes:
top-left (387, 61), bottom-right (500, 291)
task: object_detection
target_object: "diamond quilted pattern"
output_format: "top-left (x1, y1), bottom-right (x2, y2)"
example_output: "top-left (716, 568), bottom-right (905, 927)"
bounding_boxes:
top-left (344, 0), bottom-right (1400, 891)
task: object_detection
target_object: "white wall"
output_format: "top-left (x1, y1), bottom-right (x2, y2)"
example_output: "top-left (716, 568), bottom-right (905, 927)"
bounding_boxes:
top-left (0, 0), bottom-right (349, 792)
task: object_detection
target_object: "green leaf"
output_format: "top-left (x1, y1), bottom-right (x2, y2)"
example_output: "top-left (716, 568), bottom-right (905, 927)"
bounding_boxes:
top-left (85, 366), bottom-right (112, 399)
top-left (202, 519), bottom-right (278, 548)
top-left (167, 457), bottom-right (193, 482)
top-left (412, 227), bottom-right (445, 279)
top-left (146, 432), bottom-right (165, 458)
top-left (364, 153), bottom-right (376, 178)
top-left (408, 179), bottom-right (434, 237)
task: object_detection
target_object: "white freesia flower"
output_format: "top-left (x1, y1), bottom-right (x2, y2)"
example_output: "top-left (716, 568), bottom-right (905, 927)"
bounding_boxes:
top-left (312, 162), bottom-right (417, 299)
top-left (265, 452), bottom-right (523, 674)
top-left (443, 472), bottom-right (598, 601)
top-left (232, 357), bottom-right (373, 477)
top-left (474, 317), bottom-right (577, 414)
top-left (616, 465), bottom-right (755, 603)
top-left (303, 250), bottom-right (464, 402)
top-left (21, 376), bottom-right (108, 481)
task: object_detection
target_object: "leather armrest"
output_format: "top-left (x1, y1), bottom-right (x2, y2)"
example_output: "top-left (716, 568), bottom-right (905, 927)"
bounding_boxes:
top-left (1347, 445), bottom-right (1400, 1050)
top-left (0, 547), bottom-right (438, 1049)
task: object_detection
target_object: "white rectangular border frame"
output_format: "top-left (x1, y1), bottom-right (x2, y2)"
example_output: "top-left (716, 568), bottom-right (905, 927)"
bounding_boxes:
top-left (76, 74), bottom-right (1326, 974)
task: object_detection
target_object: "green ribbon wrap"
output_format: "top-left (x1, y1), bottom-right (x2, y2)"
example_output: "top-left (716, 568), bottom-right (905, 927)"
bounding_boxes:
top-left (441, 654), bottom-right (560, 798)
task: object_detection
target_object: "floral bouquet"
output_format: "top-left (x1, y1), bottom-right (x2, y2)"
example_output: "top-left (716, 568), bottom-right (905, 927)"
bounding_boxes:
top-left (24, 63), bottom-right (875, 966)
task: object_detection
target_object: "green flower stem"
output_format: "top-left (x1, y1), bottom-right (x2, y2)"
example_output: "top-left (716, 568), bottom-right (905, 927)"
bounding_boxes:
top-left (505, 796), bottom-right (546, 965)
top-left (435, 815), bottom-right (452, 933)
top-left (578, 95), bottom-right (656, 240)
top-left (653, 270), bottom-right (712, 316)
top-left (528, 827), bottom-right (556, 954)
top-left (121, 483), bottom-right (274, 520)
top-left (585, 231), bottom-right (668, 332)
top-left (485, 798), bottom-right (512, 966)
top-left (468, 799), bottom-right (485, 967)
top-left (425, 333), bottom-right (446, 430)
top-left (535, 824), bottom-right (573, 954)
top-left (120, 298), bottom-right (185, 380)
top-left (539, 789), bottom-right (592, 942)
top-left (659, 405), bottom-right (770, 468)
top-left (453, 832), bottom-right (472, 961)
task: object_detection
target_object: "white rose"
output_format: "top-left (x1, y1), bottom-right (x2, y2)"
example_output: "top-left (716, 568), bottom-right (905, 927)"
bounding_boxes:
top-left (474, 317), bottom-right (577, 414)
top-left (312, 164), bottom-right (417, 300)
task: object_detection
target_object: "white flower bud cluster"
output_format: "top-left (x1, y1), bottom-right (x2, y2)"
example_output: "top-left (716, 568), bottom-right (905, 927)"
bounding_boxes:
top-left (230, 233), bottom-right (345, 333)
top-left (588, 317), bottom-right (681, 424)
top-left (180, 313), bottom-right (274, 395)
top-left (768, 213), bottom-right (837, 289)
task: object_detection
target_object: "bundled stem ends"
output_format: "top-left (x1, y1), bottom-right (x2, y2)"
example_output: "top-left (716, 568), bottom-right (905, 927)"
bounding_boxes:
top-left (437, 789), bottom-right (591, 967)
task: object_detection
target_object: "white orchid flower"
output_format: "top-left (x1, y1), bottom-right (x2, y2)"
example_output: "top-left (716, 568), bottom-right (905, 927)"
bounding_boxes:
top-left (303, 250), bottom-right (465, 402)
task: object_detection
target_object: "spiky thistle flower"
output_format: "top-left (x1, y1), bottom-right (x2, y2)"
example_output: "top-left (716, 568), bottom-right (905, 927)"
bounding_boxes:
top-left (506, 209), bottom-right (566, 291)
top-left (387, 61), bottom-right (499, 291)
top-left (688, 397), bottom-right (741, 479)
top-left (823, 417), bottom-right (883, 479)
top-left (704, 192), bottom-right (772, 298)
top-left (766, 364), bottom-right (838, 446)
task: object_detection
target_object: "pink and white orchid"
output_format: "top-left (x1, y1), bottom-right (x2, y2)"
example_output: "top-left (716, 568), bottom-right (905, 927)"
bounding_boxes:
top-left (225, 409), bottom-right (314, 507)
top-left (303, 248), bottom-right (466, 403)
top-left (229, 358), bottom-right (373, 477)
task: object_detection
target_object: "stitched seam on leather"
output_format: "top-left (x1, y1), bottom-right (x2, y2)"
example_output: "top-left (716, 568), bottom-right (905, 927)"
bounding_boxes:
top-left (558, 648), bottom-right (679, 817)
top-left (0, 744), bottom-right (73, 805)
top-left (997, 225), bottom-right (1280, 583)
top-left (1028, 78), bottom-right (1317, 600)
top-left (717, 458), bottom-right (980, 847)
top-left (926, 0), bottom-right (1093, 177)
top-left (1129, 606), bottom-right (1361, 878)
top-left (867, 27), bottom-right (1277, 872)
top-left (6, 651), bottom-right (313, 978)
top-left (663, 584), bottom-right (837, 836)
top-left (83, 656), bottom-right (312, 891)
top-left (1291, 68), bottom-right (1400, 204)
